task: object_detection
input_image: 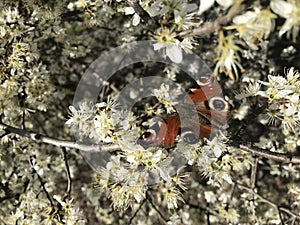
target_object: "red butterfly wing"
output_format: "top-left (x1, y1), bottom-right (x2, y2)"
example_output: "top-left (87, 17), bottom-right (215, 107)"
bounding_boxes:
top-left (163, 114), bottom-right (180, 147)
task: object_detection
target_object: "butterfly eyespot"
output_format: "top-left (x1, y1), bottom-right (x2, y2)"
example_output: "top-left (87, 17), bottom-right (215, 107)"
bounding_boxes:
top-left (139, 129), bottom-right (156, 142)
top-left (138, 120), bottom-right (167, 148)
top-left (209, 97), bottom-right (228, 111)
top-left (138, 129), bottom-right (156, 146)
top-left (197, 75), bottom-right (214, 86)
top-left (181, 130), bottom-right (199, 144)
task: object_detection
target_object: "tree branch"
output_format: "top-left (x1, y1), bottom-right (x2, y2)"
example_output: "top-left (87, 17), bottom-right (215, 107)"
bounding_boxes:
top-left (0, 122), bottom-right (120, 152)
top-left (178, 1), bottom-right (245, 37)
top-left (239, 145), bottom-right (300, 164)
top-left (2, 122), bottom-right (300, 164)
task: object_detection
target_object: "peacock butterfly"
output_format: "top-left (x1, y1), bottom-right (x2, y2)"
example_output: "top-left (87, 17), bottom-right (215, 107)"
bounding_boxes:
top-left (139, 74), bottom-right (230, 148)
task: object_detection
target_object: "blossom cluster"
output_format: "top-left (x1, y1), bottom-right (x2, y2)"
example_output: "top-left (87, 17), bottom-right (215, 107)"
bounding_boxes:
top-left (259, 68), bottom-right (300, 134)
top-left (236, 67), bottom-right (300, 139)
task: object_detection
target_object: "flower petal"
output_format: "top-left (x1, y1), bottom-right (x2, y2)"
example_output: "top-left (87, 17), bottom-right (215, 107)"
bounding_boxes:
top-left (124, 7), bottom-right (135, 15)
top-left (198, 0), bottom-right (215, 15)
top-left (153, 42), bottom-right (164, 50)
top-left (270, 0), bottom-right (294, 18)
top-left (166, 44), bottom-right (183, 63)
top-left (216, 0), bottom-right (233, 9)
top-left (132, 14), bottom-right (140, 26)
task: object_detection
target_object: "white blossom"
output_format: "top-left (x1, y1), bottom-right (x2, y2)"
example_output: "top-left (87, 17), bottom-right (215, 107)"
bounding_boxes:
top-left (271, 0), bottom-right (300, 41)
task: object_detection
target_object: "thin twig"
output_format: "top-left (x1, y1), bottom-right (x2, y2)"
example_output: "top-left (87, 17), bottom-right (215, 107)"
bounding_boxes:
top-left (29, 156), bottom-right (54, 208)
top-left (61, 147), bottom-right (72, 200)
top-left (229, 182), bottom-right (237, 201)
top-left (127, 198), bottom-right (146, 225)
top-left (21, 111), bottom-right (25, 129)
top-left (187, 201), bottom-right (219, 217)
top-left (278, 206), bottom-right (285, 225)
top-left (178, 1), bottom-right (245, 38)
top-left (239, 145), bottom-right (300, 164)
top-left (0, 129), bottom-right (8, 138)
top-left (125, 0), bottom-right (153, 24)
top-left (206, 207), bottom-right (211, 225)
top-left (236, 182), bottom-right (300, 220)
top-left (250, 157), bottom-right (258, 189)
top-left (0, 122), bottom-right (120, 152)
top-left (146, 191), bottom-right (168, 223)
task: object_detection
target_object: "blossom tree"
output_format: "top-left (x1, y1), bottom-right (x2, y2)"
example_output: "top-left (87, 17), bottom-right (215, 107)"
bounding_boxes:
top-left (1, 0), bottom-right (300, 224)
